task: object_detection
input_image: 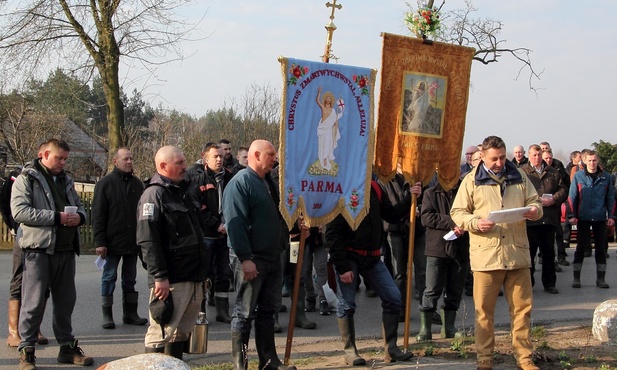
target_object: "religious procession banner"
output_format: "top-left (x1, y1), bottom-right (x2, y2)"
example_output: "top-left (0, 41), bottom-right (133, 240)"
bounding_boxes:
top-left (278, 57), bottom-right (376, 230)
top-left (374, 33), bottom-right (475, 190)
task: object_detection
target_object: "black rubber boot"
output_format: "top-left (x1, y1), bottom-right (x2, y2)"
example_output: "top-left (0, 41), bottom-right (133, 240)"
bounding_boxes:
top-left (572, 263), bottom-right (582, 288)
top-left (255, 318), bottom-right (297, 370)
top-left (596, 264), bottom-right (609, 288)
top-left (215, 296), bottom-right (232, 323)
top-left (337, 318), bottom-right (365, 366)
top-left (232, 331), bottom-right (249, 370)
top-left (102, 295), bottom-right (115, 329)
top-left (163, 341), bottom-right (185, 360)
top-left (123, 292), bottom-right (148, 325)
top-left (441, 309), bottom-right (463, 339)
top-left (383, 312), bottom-right (413, 362)
top-left (294, 287), bottom-right (316, 329)
top-left (416, 311), bottom-right (432, 341)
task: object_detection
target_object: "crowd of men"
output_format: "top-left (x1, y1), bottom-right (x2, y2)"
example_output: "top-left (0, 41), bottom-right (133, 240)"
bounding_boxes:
top-left (2, 135), bottom-right (616, 370)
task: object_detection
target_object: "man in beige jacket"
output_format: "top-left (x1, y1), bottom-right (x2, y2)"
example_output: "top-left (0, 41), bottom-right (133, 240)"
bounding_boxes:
top-left (451, 135), bottom-right (542, 370)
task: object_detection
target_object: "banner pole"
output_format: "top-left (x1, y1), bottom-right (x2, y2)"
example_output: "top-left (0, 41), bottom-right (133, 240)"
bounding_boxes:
top-left (284, 227), bottom-right (307, 365)
top-left (403, 194), bottom-right (417, 352)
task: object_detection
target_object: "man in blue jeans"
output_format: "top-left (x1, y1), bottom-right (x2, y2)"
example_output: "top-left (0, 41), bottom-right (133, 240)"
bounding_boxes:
top-left (325, 180), bottom-right (413, 366)
top-left (92, 148), bottom-right (147, 329)
top-left (224, 140), bottom-right (296, 370)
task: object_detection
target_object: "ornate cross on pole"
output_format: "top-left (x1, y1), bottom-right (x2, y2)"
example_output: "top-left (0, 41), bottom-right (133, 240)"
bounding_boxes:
top-left (322, 0), bottom-right (342, 63)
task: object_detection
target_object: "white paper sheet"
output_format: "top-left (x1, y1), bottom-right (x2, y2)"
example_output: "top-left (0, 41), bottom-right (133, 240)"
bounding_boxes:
top-left (95, 256), bottom-right (106, 271)
top-left (487, 206), bottom-right (533, 223)
top-left (443, 230), bottom-right (459, 241)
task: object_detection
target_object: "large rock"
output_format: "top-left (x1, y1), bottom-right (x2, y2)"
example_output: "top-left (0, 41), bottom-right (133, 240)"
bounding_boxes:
top-left (593, 299), bottom-right (617, 344)
top-left (96, 353), bottom-right (190, 370)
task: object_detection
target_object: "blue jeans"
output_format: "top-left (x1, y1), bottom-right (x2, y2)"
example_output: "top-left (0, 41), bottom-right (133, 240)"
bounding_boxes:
top-left (101, 254), bottom-right (138, 296)
top-left (334, 259), bottom-right (401, 318)
top-left (231, 256), bottom-right (282, 334)
top-left (421, 256), bottom-right (469, 312)
top-left (204, 238), bottom-right (232, 293)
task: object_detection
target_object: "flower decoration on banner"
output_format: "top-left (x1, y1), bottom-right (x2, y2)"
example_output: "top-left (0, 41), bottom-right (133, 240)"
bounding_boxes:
top-left (352, 74), bottom-right (370, 96)
top-left (286, 187), bottom-right (296, 209)
top-left (287, 63), bottom-right (309, 86)
top-left (348, 188), bottom-right (359, 212)
top-left (404, 1), bottom-right (442, 39)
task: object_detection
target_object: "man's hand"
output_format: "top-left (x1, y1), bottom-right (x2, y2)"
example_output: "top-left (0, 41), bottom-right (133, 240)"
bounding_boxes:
top-left (453, 226), bottom-right (466, 237)
top-left (523, 206), bottom-right (539, 220)
top-left (477, 219), bottom-right (495, 233)
top-left (569, 217), bottom-right (577, 225)
top-left (217, 224), bottom-right (226, 235)
top-left (340, 270), bottom-right (354, 284)
top-left (608, 218), bottom-right (615, 227)
top-left (540, 197), bottom-right (555, 207)
top-left (154, 279), bottom-right (171, 301)
top-left (242, 260), bottom-right (259, 281)
top-left (60, 212), bottom-right (79, 227)
top-left (411, 182), bottom-right (422, 197)
top-left (95, 246), bottom-right (107, 259)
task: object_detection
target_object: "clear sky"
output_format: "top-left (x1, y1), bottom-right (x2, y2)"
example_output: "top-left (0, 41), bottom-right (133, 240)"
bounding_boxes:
top-left (125, 0), bottom-right (617, 161)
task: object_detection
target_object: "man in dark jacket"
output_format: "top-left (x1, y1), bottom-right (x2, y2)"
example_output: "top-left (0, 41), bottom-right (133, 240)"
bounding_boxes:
top-left (187, 143), bottom-right (234, 323)
top-left (521, 145), bottom-right (568, 294)
top-left (416, 178), bottom-right (470, 341)
top-left (92, 148), bottom-right (147, 329)
top-left (325, 180), bottom-right (413, 366)
top-left (137, 146), bottom-right (209, 358)
top-left (223, 140), bottom-right (296, 370)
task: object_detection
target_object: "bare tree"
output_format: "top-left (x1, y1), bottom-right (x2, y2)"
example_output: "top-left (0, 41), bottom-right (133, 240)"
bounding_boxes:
top-left (0, 0), bottom-right (202, 158)
top-left (408, 0), bottom-right (542, 90)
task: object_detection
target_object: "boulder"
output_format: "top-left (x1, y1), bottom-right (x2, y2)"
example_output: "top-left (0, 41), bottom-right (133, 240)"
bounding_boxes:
top-left (593, 299), bottom-right (617, 344)
top-left (96, 353), bottom-right (190, 370)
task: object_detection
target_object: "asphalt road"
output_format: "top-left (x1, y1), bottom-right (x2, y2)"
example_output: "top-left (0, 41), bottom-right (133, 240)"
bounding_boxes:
top-left (0, 246), bottom-right (615, 369)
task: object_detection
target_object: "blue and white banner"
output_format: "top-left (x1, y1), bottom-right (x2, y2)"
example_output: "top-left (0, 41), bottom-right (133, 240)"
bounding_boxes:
top-left (278, 57), bottom-right (376, 230)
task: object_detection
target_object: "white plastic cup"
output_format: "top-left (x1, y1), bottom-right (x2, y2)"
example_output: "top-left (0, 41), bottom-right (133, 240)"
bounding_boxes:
top-left (289, 241), bottom-right (300, 264)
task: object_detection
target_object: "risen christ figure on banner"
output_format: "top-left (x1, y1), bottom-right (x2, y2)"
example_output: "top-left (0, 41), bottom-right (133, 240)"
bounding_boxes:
top-left (408, 81), bottom-right (429, 132)
top-left (316, 87), bottom-right (344, 171)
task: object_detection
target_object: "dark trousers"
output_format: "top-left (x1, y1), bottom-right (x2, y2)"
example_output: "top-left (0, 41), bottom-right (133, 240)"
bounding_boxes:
top-left (204, 238), bottom-right (232, 293)
top-left (10, 240), bottom-right (22, 299)
top-left (573, 220), bottom-right (607, 264)
top-left (388, 231), bottom-right (426, 301)
top-left (528, 224), bottom-right (557, 288)
top-left (420, 256), bottom-right (469, 312)
top-left (19, 251), bottom-right (76, 350)
top-left (231, 256), bottom-right (282, 334)
top-left (555, 221), bottom-right (567, 259)
top-left (100, 253), bottom-right (138, 296)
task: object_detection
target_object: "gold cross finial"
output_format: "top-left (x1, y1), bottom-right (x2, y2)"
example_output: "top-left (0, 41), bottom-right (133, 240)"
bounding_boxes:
top-left (326, 0), bottom-right (342, 21)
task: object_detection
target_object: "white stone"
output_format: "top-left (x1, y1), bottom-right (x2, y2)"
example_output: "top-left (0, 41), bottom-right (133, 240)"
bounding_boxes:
top-left (593, 299), bottom-right (617, 344)
top-left (96, 353), bottom-right (190, 370)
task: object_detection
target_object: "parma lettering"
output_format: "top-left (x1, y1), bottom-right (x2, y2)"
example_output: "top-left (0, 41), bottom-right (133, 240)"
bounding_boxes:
top-left (301, 180), bottom-right (343, 194)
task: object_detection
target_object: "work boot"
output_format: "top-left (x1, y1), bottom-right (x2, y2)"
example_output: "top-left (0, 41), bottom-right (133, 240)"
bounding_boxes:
top-left (36, 331), bottom-right (48, 345)
top-left (441, 309), bottom-right (463, 339)
top-left (432, 311), bottom-right (442, 325)
top-left (383, 313), bottom-right (413, 362)
top-left (232, 331), bottom-right (249, 370)
top-left (281, 276), bottom-right (291, 297)
top-left (144, 346), bottom-right (164, 353)
top-left (7, 299), bottom-right (21, 347)
top-left (19, 346), bottom-right (36, 370)
top-left (572, 263), bottom-right (582, 288)
top-left (215, 296), bottom-right (232, 323)
top-left (255, 318), bottom-right (297, 370)
top-left (596, 264), bottom-right (610, 288)
top-left (558, 256), bottom-right (570, 266)
top-left (416, 311), bottom-right (432, 342)
top-left (163, 341), bottom-right (184, 360)
top-left (101, 295), bottom-right (115, 329)
top-left (337, 318), bottom-right (365, 366)
top-left (319, 300), bottom-right (331, 316)
top-left (294, 287), bottom-right (316, 329)
top-left (57, 340), bottom-right (94, 366)
top-left (123, 292), bottom-right (148, 325)
top-left (305, 297), bottom-right (316, 312)
top-left (554, 262), bottom-right (562, 273)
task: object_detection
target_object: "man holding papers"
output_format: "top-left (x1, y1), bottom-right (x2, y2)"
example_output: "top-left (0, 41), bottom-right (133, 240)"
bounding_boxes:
top-left (451, 136), bottom-right (542, 370)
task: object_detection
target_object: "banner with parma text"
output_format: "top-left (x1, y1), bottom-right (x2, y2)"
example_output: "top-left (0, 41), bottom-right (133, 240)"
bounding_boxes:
top-left (278, 57), bottom-right (376, 230)
top-left (374, 33), bottom-right (475, 190)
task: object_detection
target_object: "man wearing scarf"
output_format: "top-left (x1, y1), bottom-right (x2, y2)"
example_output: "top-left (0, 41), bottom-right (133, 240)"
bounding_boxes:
top-left (11, 138), bottom-right (92, 369)
top-left (187, 143), bottom-right (235, 323)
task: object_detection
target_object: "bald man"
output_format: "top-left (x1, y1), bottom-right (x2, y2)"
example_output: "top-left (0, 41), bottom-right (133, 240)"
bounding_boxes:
top-left (461, 145), bottom-right (479, 174)
top-left (223, 140), bottom-right (296, 370)
top-left (511, 145), bottom-right (529, 168)
top-left (137, 146), bottom-right (209, 359)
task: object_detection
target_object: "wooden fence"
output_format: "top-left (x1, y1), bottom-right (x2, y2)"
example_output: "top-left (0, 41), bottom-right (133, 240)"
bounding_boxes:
top-left (0, 191), bottom-right (95, 251)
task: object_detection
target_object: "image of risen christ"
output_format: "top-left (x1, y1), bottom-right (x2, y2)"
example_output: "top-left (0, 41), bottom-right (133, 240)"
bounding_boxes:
top-left (316, 87), bottom-right (344, 171)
